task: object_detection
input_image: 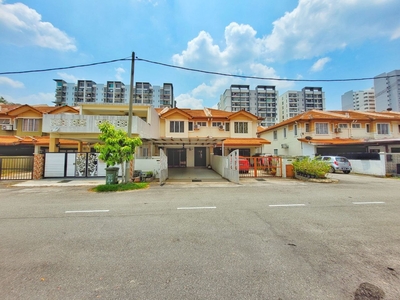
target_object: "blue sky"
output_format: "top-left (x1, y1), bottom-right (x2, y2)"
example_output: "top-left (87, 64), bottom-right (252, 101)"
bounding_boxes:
top-left (1, 0), bottom-right (399, 110)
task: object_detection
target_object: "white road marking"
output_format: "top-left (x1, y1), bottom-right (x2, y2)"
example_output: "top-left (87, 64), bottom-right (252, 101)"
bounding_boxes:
top-left (177, 206), bottom-right (216, 210)
top-left (269, 204), bottom-right (305, 207)
top-left (352, 202), bottom-right (385, 205)
top-left (65, 210), bottom-right (110, 213)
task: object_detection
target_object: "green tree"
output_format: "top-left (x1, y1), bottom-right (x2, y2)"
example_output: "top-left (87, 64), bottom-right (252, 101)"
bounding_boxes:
top-left (94, 121), bottom-right (142, 183)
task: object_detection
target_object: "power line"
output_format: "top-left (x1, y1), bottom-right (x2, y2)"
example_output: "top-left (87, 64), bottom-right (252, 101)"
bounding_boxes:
top-left (0, 55), bottom-right (397, 82)
top-left (0, 57), bottom-right (129, 75)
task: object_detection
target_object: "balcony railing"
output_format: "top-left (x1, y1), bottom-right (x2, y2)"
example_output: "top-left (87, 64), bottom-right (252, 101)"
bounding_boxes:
top-left (42, 114), bottom-right (157, 139)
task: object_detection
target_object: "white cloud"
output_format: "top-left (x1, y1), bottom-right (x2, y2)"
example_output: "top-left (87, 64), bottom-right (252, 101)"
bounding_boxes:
top-left (57, 72), bottom-right (78, 83)
top-left (115, 67), bottom-right (125, 81)
top-left (175, 93), bottom-right (204, 109)
top-left (310, 57), bottom-right (331, 72)
top-left (4, 92), bottom-right (54, 105)
top-left (0, 76), bottom-right (24, 88)
top-left (265, 0), bottom-right (400, 60)
top-left (0, 1), bottom-right (76, 51)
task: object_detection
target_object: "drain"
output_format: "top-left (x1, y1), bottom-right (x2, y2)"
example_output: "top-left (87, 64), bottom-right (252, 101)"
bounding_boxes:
top-left (255, 178), bottom-right (266, 181)
top-left (192, 179), bottom-right (202, 182)
top-left (58, 180), bottom-right (72, 183)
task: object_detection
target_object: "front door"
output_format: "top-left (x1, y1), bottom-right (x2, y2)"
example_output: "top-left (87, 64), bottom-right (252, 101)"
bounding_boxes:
top-left (194, 147), bottom-right (206, 167)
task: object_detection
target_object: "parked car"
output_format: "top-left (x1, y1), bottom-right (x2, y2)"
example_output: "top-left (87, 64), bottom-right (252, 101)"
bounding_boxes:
top-left (315, 156), bottom-right (352, 174)
top-left (239, 156), bottom-right (250, 173)
top-left (249, 153), bottom-right (272, 166)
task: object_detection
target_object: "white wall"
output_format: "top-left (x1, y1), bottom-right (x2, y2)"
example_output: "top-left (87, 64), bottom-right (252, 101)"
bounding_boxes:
top-left (348, 153), bottom-right (386, 177)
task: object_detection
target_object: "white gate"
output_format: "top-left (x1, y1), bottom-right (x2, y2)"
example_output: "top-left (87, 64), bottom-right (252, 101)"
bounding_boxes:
top-left (224, 150), bottom-right (239, 184)
top-left (44, 152), bottom-right (120, 178)
top-left (159, 149), bottom-right (168, 185)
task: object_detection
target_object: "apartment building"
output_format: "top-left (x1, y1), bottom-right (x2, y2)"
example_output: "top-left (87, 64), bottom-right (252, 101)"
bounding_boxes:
top-left (219, 85), bottom-right (278, 127)
top-left (54, 80), bottom-right (174, 108)
top-left (341, 88), bottom-right (375, 111)
top-left (279, 87), bottom-right (325, 122)
top-left (374, 70), bottom-right (400, 112)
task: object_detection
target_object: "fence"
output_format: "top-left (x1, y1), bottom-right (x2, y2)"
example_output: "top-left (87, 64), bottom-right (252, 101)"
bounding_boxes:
top-left (0, 156), bottom-right (34, 180)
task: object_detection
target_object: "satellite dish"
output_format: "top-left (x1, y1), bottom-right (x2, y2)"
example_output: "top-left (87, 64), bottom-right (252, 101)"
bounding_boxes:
top-left (305, 136), bottom-right (312, 140)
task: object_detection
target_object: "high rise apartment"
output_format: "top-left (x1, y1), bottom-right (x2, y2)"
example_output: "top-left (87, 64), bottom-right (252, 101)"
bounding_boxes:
top-left (219, 85), bottom-right (278, 127)
top-left (54, 80), bottom-right (174, 108)
top-left (374, 70), bottom-right (400, 112)
top-left (279, 87), bottom-right (325, 122)
top-left (341, 89), bottom-right (375, 111)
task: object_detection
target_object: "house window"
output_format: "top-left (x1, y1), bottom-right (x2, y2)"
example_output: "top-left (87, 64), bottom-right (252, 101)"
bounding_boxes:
top-left (234, 122), bottom-right (248, 133)
top-left (273, 130), bottom-right (277, 140)
top-left (0, 118), bottom-right (11, 124)
top-left (212, 122), bottom-right (223, 127)
top-left (315, 123), bottom-right (328, 134)
top-left (283, 127), bottom-right (287, 138)
top-left (196, 121), bottom-right (207, 127)
top-left (170, 121), bottom-right (184, 133)
top-left (391, 147), bottom-right (400, 153)
top-left (188, 122), bottom-right (193, 131)
top-left (305, 123), bottom-right (310, 132)
top-left (351, 123), bottom-right (361, 129)
top-left (366, 124), bottom-right (370, 133)
top-left (22, 119), bottom-right (39, 132)
top-left (273, 149), bottom-right (278, 155)
top-left (338, 124), bottom-right (348, 128)
top-left (294, 124), bottom-right (298, 136)
top-left (377, 123), bottom-right (389, 134)
top-left (225, 123), bottom-right (230, 132)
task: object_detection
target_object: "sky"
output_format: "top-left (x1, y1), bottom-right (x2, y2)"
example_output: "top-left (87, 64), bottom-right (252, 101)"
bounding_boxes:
top-left (0, 0), bottom-right (400, 111)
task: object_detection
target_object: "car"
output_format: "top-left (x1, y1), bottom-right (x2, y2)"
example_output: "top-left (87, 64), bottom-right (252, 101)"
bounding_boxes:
top-left (239, 156), bottom-right (250, 173)
top-left (315, 156), bottom-right (352, 174)
top-left (249, 153), bottom-right (272, 166)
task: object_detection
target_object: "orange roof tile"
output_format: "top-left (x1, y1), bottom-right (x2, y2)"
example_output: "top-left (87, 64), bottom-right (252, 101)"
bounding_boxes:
top-left (0, 135), bottom-right (82, 146)
top-left (297, 137), bottom-right (365, 145)
top-left (216, 138), bottom-right (270, 147)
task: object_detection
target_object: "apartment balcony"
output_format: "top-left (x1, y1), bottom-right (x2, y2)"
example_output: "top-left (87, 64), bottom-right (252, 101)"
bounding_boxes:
top-left (42, 114), bottom-right (156, 139)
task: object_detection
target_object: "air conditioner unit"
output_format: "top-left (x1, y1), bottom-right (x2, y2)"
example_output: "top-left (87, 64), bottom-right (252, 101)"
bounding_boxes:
top-left (194, 124), bottom-right (200, 130)
top-left (218, 124), bottom-right (224, 130)
top-left (281, 144), bottom-right (289, 149)
top-left (2, 124), bottom-right (13, 131)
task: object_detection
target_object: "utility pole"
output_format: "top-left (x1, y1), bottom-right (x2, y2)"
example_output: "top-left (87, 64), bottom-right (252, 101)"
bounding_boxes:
top-left (125, 52), bottom-right (135, 183)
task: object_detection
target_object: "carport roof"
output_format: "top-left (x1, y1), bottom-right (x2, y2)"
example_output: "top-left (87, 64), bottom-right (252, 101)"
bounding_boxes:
top-left (0, 135), bottom-right (82, 146)
top-left (145, 137), bottom-right (270, 147)
top-left (297, 138), bottom-right (365, 145)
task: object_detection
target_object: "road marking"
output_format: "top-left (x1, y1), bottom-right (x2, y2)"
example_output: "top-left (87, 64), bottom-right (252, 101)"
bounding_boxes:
top-left (269, 204), bottom-right (305, 207)
top-left (177, 206), bottom-right (216, 210)
top-left (65, 210), bottom-right (110, 213)
top-left (352, 202), bottom-right (385, 205)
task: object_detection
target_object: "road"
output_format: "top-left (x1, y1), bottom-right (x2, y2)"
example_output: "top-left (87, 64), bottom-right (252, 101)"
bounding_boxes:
top-left (0, 174), bottom-right (399, 299)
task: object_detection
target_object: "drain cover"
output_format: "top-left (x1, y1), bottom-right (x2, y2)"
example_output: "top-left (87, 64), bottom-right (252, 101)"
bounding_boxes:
top-left (58, 180), bottom-right (72, 183)
top-left (255, 178), bottom-right (266, 181)
top-left (192, 179), bottom-right (202, 182)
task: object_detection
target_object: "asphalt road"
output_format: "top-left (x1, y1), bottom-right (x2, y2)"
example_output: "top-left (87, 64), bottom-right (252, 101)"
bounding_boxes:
top-left (0, 174), bottom-right (399, 299)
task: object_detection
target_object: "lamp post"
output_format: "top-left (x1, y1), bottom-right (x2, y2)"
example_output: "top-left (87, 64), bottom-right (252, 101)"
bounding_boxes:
top-left (125, 52), bottom-right (135, 183)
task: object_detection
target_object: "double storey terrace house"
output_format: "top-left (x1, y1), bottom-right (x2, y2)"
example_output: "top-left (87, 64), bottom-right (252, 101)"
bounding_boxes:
top-left (258, 110), bottom-right (400, 157)
top-left (0, 104), bottom-right (80, 156)
top-left (42, 104), bottom-right (269, 178)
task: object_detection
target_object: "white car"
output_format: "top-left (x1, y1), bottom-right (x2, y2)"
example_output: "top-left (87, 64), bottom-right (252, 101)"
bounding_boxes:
top-left (316, 156), bottom-right (352, 174)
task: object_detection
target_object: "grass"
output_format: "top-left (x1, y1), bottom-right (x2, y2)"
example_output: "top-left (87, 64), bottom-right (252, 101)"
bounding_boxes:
top-left (91, 182), bottom-right (149, 192)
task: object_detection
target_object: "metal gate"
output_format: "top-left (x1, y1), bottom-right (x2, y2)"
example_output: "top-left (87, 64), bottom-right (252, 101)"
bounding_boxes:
top-left (0, 156), bottom-right (34, 180)
top-left (239, 156), bottom-right (282, 178)
top-left (44, 152), bottom-right (112, 178)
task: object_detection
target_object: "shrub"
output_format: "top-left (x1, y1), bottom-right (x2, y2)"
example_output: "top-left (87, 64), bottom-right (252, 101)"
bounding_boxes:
top-left (292, 157), bottom-right (330, 178)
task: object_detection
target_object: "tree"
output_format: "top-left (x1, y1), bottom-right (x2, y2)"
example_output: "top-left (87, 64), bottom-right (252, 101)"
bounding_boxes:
top-left (94, 121), bottom-right (142, 183)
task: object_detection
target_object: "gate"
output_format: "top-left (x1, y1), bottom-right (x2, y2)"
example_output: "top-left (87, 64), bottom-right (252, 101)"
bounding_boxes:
top-left (239, 156), bottom-right (282, 178)
top-left (0, 156), bottom-right (34, 180)
top-left (44, 152), bottom-right (112, 178)
top-left (159, 149), bottom-right (168, 185)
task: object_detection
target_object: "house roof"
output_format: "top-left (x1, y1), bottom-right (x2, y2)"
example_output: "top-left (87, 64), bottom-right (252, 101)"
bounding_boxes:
top-left (217, 138), bottom-right (270, 147)
top-left (258, 110), bottom-right (400, 133)
top-left (158, 107), bottom-right (264, 120)
top-left (297, 137), bottom-right (365, 145)
top-left (0, 135), bottom-right (82, 146)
